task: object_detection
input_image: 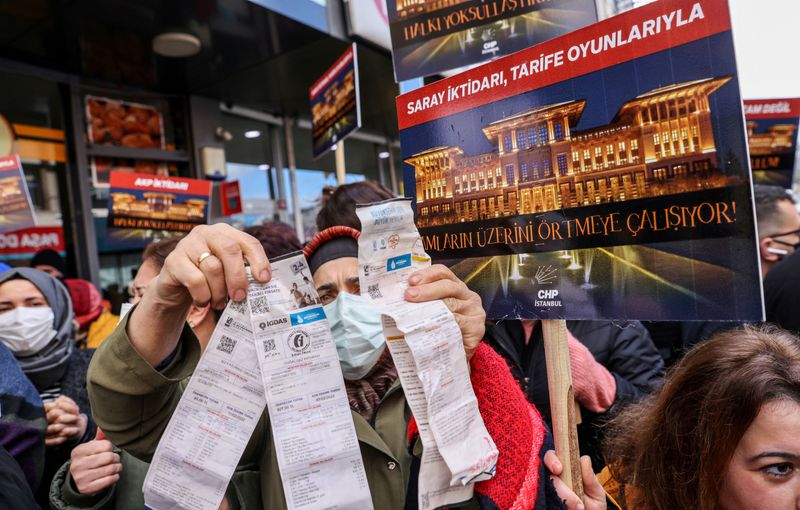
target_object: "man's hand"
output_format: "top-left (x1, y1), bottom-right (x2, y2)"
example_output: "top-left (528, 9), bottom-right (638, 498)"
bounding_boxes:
top-left (544, 450), bottom-right (607, 510)
top-left (128, 224), bottom-right (271, 366)
top-left (45, 395), bottom-right (88, 447)
top-left (151, 224), bottom-right (271, 310)
top-left (404, 264), bottom-right (485, 360)
top-left (69, 439), bottom-right (122, 496)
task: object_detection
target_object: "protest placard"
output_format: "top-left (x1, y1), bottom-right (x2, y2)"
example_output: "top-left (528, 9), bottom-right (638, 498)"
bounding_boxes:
top-left (397, 0), bottom-right (762, 321)
top-left (310, 44), bottom-right (361, 158)
top-left (744, 98), bottom-right (799, 188)
top-left (107, 171), bottom-right (211, 232)
top-left (0, 155), bottom-right (36, 234)
top-left (387, 0), bottom-right (597, 81)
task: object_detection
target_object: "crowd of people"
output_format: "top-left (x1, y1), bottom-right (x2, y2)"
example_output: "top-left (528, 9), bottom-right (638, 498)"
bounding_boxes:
top-left (0, 180), bottom-right (798, 509)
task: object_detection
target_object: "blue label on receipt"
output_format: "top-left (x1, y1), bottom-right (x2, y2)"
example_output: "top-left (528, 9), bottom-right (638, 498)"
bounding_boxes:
top-left (386, 254), bottom-right (411, 272)
top-left (290, 308), bottom-right (326, 325)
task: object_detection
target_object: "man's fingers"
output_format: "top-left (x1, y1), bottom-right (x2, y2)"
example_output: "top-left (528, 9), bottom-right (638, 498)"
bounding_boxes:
top-left (56, 412), bottom-right (80, 425)
top-left (71, 440), bottom-right (113, 461)
top-left (235, 230), bottom-right (271, 283)
top-left (206, 234), bottom-right (248, 303)
top-left (405, 277), bottom-right (471, 303)
top-left (81, 474), bottom-right (121, 496)
top-left (47, 423), bottom-right (64, 435)
top-left (82, 451), bottom-right (121, 470)
top-left (58, 425), bottom-right (81, 439)
top-left (408, 264), bottom-right (458, 286)
top-left (550, 474), bottom-right (584, 510)
top-left (55, 396), bottom-right (79, 414)
top-left (169, 257), bottom-right (212, 307)
top-left (580, 455), bottom-right (606, 503)
top-left (46, 435), bottom-right (67, 446)
top-left (194, 253), bottom-right (228, 310)
top-left (544, 450), bottom-right (564, 475)
top-left (46, 407), bottom-right (64, 423)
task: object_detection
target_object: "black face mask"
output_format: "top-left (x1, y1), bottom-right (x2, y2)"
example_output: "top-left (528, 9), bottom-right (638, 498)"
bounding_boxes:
top-left (772, 239), bottom-right (800, 251)
top-left (771, 227), bottom-right (800, 253)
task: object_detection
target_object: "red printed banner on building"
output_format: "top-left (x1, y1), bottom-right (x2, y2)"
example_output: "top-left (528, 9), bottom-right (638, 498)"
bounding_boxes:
top-left (310, 43), bottom-right (361, 158)
top-left (107, 171), bottom-right (212, 232)
top-left (397, 0), bottom-right (729, 130)
top-left (220, 180), bottom-right (243, 216)
top-left (398, 0), bottom-right (761, 321)
top-left (0, 226), bottom-right (64, 259)
top-left (0, 155), bottom-right (37, 234)
top-left (744, 99), bottom-right (799, 188)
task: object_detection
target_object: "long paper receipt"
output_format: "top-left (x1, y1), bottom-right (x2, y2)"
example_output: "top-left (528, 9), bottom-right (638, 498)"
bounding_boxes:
top-left (356, 198), bottom-right (498, 510)
top-left (143, 252), bottom-right (373, 510)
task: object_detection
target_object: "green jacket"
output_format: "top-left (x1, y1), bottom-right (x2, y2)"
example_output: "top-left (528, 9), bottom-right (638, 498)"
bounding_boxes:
top-left (87, 315), bottom-right (434, 510)
top-left (48, 448), bottom-right (262, 510)
top-left (48, 450), bottom-right (148, 510)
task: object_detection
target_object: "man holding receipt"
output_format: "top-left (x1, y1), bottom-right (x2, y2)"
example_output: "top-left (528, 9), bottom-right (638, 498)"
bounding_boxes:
top-left (87, 221), bottom-right (605, 510)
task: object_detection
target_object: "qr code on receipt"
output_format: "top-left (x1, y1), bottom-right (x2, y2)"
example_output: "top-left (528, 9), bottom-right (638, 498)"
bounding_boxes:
top-left (217, 335), bottom-right (237, 354)
top-left (250, 296), bottom-right (269, 314)
top-left (367, 284), bottom-right (382, 299)
top-left (262, 339), bottom-right (276, 353)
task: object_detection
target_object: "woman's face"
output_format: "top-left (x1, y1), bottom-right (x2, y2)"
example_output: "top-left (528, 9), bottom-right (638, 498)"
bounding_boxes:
top-left (0, 279), bottom-right (49, 313)
top-left (720, 399), bottom-right (800, 510)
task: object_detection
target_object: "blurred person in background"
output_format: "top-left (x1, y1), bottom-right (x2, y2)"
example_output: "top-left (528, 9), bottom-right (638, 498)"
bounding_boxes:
top-left (63, 279), bottom-right (104, 348)
top-left (243, 221), bottom-right (303, 258)
top-left (0, 340), bottom-right (46, 494)
top-left (0, 267), bottom-right (95, 506)
top-left (753, 184), bottom-right (800, 278)
top-left (31, 249), bottom-right (68, 280)
top-left (764, 247), bottom-right (800, 335)
top-left (486, 319), bottom-right (664, 472)
top-left (316, 180), bottom-right (395, 231)
top-left (602, 325), bottom-right (800, 509)
top-left (0, 445), bottom-right (38, 509)
top-left (84, 285), bottom-right (126, 349)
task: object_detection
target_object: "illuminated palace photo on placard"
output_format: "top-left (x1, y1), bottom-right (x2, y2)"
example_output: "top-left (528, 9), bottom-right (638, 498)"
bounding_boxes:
top-left (407, 77), bottom-right (735, 228)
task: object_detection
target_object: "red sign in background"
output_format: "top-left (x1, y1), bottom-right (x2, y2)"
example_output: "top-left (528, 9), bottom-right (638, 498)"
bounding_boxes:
top-left (0, 226), bottom-right (64, 259)
top-left (220, 181), bottom-right (243, 216)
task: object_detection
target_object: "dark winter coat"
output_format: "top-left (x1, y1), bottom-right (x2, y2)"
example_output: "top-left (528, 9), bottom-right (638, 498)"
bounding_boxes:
top-left (36, 348), bottom-right (97, 507)
top-left (485, 320), bottom-right (664, 470)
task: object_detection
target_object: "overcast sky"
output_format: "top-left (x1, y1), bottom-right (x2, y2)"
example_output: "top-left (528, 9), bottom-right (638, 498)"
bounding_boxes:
top-left (727, 0), bottom-right (797, 99)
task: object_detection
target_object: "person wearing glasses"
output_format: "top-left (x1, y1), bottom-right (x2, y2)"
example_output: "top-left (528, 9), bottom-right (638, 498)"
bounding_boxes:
top-left (753, 185), bottom-right (800, 278)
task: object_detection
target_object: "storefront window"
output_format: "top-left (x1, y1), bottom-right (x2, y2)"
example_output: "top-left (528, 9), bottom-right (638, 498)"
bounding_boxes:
top-left (0, 71), bottom-right (67, 264)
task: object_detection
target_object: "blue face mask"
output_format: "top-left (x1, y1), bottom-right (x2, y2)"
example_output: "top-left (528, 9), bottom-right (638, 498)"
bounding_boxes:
top-left (323, 292), bottom-right (386, 380)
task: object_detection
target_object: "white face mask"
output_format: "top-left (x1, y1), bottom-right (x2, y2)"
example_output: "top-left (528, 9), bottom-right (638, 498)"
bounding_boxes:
top-left (324, 292), bottom-right (386, 380)
top-left (0, 307), bottom-right (57, 356)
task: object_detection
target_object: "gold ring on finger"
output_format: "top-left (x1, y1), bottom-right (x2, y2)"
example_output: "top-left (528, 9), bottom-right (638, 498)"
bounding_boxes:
top-left (197, 251), bottom-right (213, 266)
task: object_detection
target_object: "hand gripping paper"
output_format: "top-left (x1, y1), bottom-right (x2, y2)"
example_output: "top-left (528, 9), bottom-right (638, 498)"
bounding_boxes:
top-left (142, 253), bottom-right (372, 510)
top-left (356, 199), bottom-right (498, 510)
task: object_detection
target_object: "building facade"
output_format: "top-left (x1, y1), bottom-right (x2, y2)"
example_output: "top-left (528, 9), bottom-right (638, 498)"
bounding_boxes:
top-left (746, 121), bottom-right (797, 155)
top-left (408, 77), bottom-right (733, 227)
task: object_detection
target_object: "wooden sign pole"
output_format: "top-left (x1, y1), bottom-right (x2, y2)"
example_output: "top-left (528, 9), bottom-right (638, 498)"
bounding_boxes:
top-left (542, 319), bottom-right (584, 500)
top-left (335, 141), bottom-right (346, 185)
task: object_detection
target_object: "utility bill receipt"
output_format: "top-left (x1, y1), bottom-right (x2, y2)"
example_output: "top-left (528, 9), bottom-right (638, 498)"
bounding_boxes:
top-left (357, 199), bottom-right (498, 510)
top-left (143, 254), bottom-right (372, 510)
